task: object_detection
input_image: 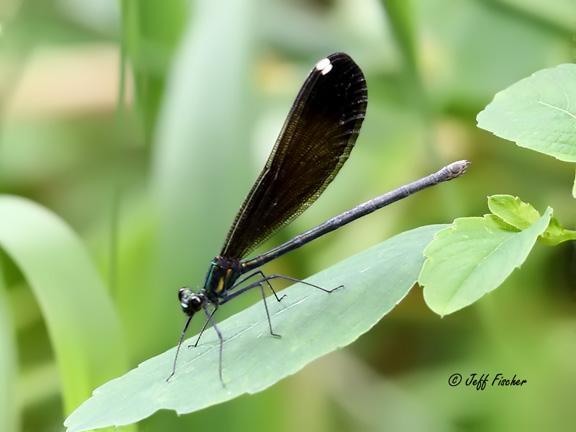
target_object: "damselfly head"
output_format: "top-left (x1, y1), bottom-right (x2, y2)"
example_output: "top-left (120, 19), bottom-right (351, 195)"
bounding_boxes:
top-left (178, 288), bottom-right (206, 317)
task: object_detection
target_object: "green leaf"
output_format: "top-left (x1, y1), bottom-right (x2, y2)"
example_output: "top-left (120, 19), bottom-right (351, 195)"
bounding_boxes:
top-left (120, 0), bottom-right (187, 142)
top-left (382, 0), bottom-right (418, 78)
top-left (420, 209), bottom-right (552, 316)
top-left (0, 196), bottom-right (130, 416)
top-left (64, 225), bottom-right (444, 432)
top-left (540, 217), bottom-right (576, 246)
top-left (486, 194), bottom-right (576, 246)
top-left (477, 63), bottom-right (576, 162)
top-left (0, 267), bottom-right (19, 432)
top-left (487, 194), bottom-right (540, 229)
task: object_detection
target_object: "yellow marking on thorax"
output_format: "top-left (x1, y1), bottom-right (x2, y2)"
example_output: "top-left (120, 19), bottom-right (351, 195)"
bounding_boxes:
top-left (215, 277), bottom-right (225, 293)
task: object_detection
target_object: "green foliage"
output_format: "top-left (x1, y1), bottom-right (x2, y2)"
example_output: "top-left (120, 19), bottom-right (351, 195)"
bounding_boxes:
top-left (3, 0), bottom-right (576, 431)
top-left (477, 63), bottom-right (576, 162)
top-left (120, 0), bottom-right (188, 142)
top-left (420, 196), bottom-right (552, 315)
top-left (64, 225), bottom-right (443, 431)
top-left (382, 0), bottom-right (418, 78)
top-left (0, 271), bottom-right (19, 432)
top-left (540, 216), bottom-right (576, 245)
top-left (488, 195), bottom-right (576, 245)
top-left (487, 194), bottom-right (541, 229)
top-left (151, 0), bottom-right (258, 292)
top-left (0, 197), bottom-right (130, 417)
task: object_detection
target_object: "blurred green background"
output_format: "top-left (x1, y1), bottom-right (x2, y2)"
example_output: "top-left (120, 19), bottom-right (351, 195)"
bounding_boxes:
top-left (1, 0), bottom-right (575, 431)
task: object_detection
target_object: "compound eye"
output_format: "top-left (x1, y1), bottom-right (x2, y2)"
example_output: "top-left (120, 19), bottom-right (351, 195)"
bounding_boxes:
top-left (190, 295), bottom-right (202, 307)
top-left (178, 287), bottom-right (192, 302)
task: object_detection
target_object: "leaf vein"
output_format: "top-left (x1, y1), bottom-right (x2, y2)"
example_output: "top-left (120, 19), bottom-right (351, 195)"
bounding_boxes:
top-left (537, 100), bottom-right (576, 122)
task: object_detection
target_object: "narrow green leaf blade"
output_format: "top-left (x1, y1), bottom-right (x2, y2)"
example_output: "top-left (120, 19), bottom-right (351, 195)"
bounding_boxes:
top-left (420, 210), bottom-right (552, 316)
top-left (149, 0), bottom-right (258, 346)
top-left (477, 63), bottom-right (576, 162)
top-left (0, 196), bottom-right (129, 415)
top-left (0, 268), bottom-right (19, 432)
top-left (119, 0), bottom-right (187, 141)
top-left (64, 225), bottom-right (444, 432)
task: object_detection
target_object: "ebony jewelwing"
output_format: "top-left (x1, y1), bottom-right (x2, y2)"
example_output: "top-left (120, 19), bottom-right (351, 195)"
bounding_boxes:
top-left (168, 52), bottom-right (469, 383)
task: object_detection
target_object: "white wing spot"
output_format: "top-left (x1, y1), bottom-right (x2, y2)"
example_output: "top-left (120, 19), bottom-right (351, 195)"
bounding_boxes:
top-left (315, 58), bottom-right (333, 75)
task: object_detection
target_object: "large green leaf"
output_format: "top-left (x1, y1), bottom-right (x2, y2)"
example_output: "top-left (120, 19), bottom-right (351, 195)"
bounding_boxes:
top-left (477, 63), bottom-right (576, 162)
top-left (420, 208), bottom-right (552, 315)
top-left (0, 196), bottom-right (129, 417)
top-left (64, 224), bottom-right (444, 432)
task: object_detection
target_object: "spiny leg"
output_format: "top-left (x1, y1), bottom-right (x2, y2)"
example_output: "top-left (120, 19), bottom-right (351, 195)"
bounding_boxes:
top-left (258, 282), bottom-right (281, 338)
top-left (221, 273), bottom-right (341, 303)
top-left (219, 280), bottom-right (282, 338)
top-left (166, 315), bottom-right (192, 382)
top-left (203, 304), bottom-right (225, 385)
top-left (219, 272), bottom-right (341, 340)
top-left (231, 269), bottom-right (286, 302)
top-left (261, 274), bottom-right (342, 293)
top-left (188, 305), bottom-right (217, 348)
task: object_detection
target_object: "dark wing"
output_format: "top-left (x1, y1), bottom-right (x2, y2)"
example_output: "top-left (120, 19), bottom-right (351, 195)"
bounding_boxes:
top-left (221, 52), bottom-right (367, 259)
